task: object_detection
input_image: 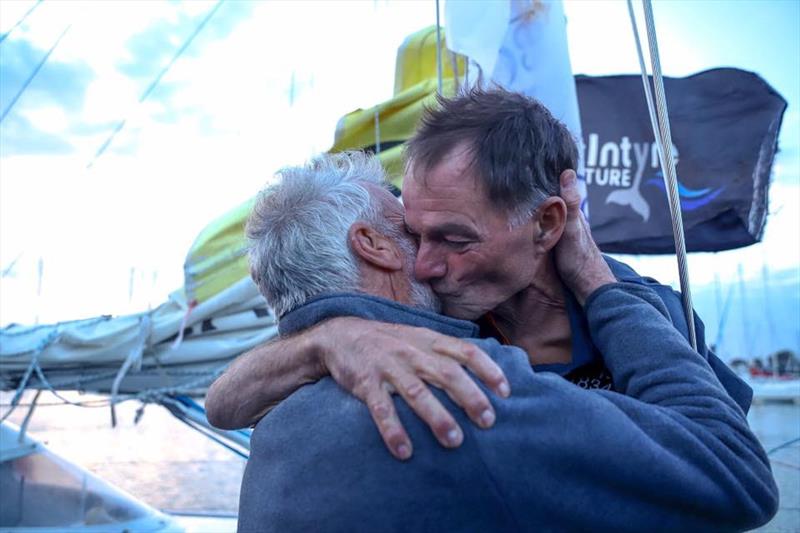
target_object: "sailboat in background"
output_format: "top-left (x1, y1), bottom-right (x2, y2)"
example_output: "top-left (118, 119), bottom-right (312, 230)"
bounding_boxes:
top-left (720, 263), bottom-right (800, 403)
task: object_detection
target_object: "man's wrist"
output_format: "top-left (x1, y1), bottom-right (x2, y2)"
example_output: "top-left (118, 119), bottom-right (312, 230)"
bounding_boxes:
top-left (572, 261), bottom-right (616, 306)
top-left (298, 322), bottom-right (331, 381)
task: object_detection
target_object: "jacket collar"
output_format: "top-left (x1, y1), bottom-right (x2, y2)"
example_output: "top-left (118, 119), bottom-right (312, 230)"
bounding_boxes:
top-left (279, 293), bottom-right (480, 339)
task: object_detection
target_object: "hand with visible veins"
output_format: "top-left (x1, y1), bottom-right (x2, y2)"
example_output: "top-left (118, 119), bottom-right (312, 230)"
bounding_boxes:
top-left (555, 170), bottom-right (616, 306)
top-left (314, 317), bottom-right (511, 460)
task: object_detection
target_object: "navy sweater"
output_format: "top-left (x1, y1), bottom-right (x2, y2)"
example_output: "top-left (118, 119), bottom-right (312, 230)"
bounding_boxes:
top-left (238, 284), bottom-right (778, 532)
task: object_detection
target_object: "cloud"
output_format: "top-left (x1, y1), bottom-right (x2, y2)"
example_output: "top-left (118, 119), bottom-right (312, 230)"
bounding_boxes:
top-left (116, 1), bottom-right (254, 106)
top-left (0, 36), bottom-right (93, 113)
top-left (0, 113), bottom-right (74, 155)
top-left (0, 36), bottom-right (95, 154)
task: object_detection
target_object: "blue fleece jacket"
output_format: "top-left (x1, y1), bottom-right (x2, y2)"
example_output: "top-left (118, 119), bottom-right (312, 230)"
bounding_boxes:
top-left (238, 284), bottom-right (778, 532)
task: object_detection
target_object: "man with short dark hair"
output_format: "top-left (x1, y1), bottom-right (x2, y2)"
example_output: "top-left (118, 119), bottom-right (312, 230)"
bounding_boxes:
top-left (207, 89), bottom-right (750, 464)
top-left (235, 151), bottom-right (777, 532)
top-left (405, 89), bottom-right (576, 226)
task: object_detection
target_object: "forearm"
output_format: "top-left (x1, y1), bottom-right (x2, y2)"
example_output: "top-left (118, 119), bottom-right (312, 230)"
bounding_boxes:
top-left (586, 282), bottom-right (741, 413)
top-left (206, 329), bottom-right (327, 429)
top-left (584, 282), bottom-right (777, 527)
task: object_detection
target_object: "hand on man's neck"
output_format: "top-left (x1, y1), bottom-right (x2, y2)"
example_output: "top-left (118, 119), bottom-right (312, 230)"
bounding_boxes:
top-left (490, 255), bottom-right (574, 366)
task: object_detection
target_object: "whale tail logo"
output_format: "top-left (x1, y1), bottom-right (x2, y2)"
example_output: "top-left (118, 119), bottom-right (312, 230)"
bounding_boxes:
top-left (605, 156), bottom-right (651, 221)
top-left (606, 187), bottom-right (650, 221)
top-left (645, 175), bottom-right (725, 210)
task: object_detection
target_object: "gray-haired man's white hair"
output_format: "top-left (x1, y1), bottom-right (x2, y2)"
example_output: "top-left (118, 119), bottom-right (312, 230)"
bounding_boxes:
top-left (246, 151), bottom-right (390, 317)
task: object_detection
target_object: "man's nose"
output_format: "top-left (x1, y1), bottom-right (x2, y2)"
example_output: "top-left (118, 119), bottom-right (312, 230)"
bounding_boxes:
top-left (414, 244), bottom-right (447, 282)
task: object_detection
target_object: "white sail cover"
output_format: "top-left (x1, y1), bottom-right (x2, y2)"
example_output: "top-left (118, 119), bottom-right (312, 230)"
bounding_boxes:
top-left (0, 278), bottom-right (277, 395)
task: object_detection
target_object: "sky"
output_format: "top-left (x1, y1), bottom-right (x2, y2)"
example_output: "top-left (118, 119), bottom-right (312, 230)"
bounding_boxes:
top-left (0, 0), bottom-right (798, 360)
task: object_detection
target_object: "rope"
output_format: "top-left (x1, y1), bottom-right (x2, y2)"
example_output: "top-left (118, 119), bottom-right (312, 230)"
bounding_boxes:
top-left (713, 282), bottom-right (736, 350)
top-left (0, 24), bottom-right (71, 124)
top-left (31, 361), bottom-right (89, 407)
top-left (0, 335), bottom-right (103, 421)
top-left (17, 390), bottom-right (41, 443)
top-left (1, 254), bottom-right (22, 277)
top-left (435, 0), bottom-right (443, 94)
top-left (0, 328), bottom-right (60, 423)
top-left (770, 459), bottom-right (800, 470)
top-left (24, 367), bottom-right (218, 392)
top-left (767, 436), bottom-right (800, 456)
top-left (1, 308), bottom-right (232, 433)
top-left (374, 108), bottom-right (381, 155)
top-left (0, 0), bottom-right (43, 45)
top-left (625, 0), bottom-right (665, 175)
top-left (630, 0), bottom-right (698, 350)
top-left (110, 314), bottom-right (152, 427)
top-left (1, 315), bottom-right (109, 337)
top-left (169, 410), bottom-right (249, 459)
top-left (0, 398), bottom-right (115, 408)
top-left (134, 364), bottom-right (228, 402)
top-left (171, 299), bottom-right (198, 349)
top-left (2, 356), bottom-right (227, 424)
top-left (87, 0), bottom-right (225, 168)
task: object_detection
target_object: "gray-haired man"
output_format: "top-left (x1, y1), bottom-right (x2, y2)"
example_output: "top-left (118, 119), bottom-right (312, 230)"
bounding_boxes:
top-left (235, 151), bottom-right (776, 532)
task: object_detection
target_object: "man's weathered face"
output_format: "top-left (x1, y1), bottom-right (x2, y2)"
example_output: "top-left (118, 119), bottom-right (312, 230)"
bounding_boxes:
top-left (402, 143), bottom-right (538, 320)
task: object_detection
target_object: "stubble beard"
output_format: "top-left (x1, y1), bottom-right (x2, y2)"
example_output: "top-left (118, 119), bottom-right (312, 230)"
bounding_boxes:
top-left (396, 234), bottom-right (441, 314)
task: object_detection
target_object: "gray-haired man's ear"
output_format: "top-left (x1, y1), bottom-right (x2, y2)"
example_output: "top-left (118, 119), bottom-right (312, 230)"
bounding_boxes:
top-left (348, 222), bottom-right (403, 272)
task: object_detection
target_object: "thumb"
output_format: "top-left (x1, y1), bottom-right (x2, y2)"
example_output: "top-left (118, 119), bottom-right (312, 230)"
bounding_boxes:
top-left (559, 169), bottom-right (580, 216)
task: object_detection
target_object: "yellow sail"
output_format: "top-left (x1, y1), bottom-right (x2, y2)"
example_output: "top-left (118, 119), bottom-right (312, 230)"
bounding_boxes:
top-left (183, 26), bottom-right (464, 304)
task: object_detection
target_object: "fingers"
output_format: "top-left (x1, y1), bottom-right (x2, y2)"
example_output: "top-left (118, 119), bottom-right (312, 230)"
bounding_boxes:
top-left (364, 384), bottom-right (413, 461)
top-left (432, 337), bottom-right (510, 399)
top-left (390, 371), bottom-right (464, 449)
top-left (425, 358), bottom-right (497, 430)
top-left (322, 321), bottom-right (514, 460)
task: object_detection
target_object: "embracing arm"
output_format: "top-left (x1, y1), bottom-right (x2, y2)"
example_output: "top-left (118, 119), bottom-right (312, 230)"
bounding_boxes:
top-left (586, 282), bottom-right (777, 529)
top-left (206, 316), bottom-right (510, 460)
top-left (473, 282), bottom-right (777, 531)
top-left (206, 330), bottom-right (325, 430)
top-left (512, 172), bottom-right (777, 528)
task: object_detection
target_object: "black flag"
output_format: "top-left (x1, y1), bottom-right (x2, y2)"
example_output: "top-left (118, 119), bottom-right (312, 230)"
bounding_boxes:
top-left (577, 68), bottom-right (787, 254)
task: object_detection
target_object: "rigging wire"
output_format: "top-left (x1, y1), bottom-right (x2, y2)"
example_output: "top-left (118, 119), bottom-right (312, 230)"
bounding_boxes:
top-left (169, 412), bottom-right (249, 459)
top-left (435, 0), bottom-right (443, 94)
top-left (641, 0), bottom-right (697, 350)
top-left (0, 0), bottom-right (43, 44)
top-left (625, 1), bottom-right (664, 184)
top-left (1, 254), bottom-right (22, 278)
top-left (374, 108), bottom-right (381, 155)
top-left (86, 0), bottom-right (226, 168)
top-left (713, 281), bottom-right (736, 351)
top-left (767, 436), bottom-right (800, 456)
top-left (0, 24), bottom-right (70, 125)
top-left (17, 390), bottom-right (41, 443)
top-left (770, 459), bottom-right (800, 471)
top-left (627, 0), bottom-right (697, 350)
top-left (0, 398), bottom-right (119, 408)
